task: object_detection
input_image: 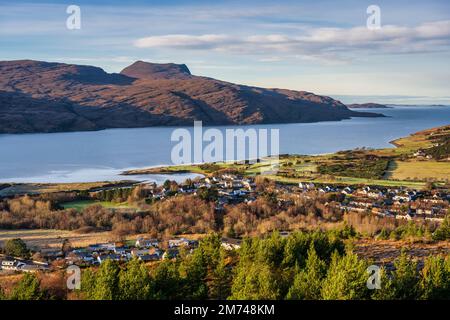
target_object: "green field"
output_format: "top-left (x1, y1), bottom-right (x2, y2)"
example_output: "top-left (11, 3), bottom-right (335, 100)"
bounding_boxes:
top-left (121, 125), bottom-right (450, 190)
top-left (385, 160), bottom-right (450, 181)
top-left (0, 181), bottom-right (133, 197)
top-left (264, 174), bottom-right (428, 189)
top-left (61, 200), bottom-right (135, 211)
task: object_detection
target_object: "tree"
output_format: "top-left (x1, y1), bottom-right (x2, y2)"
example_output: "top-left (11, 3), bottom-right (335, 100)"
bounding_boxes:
top-left (3, 238), bottom-right (29, 258)
top-left (230, 263), bottom-right (281, 300)
top-left (420, 255), bottom-right (449, 299)
top-left (195, 234), bottom-right (232, 299)
top-left (61, 238), bottom-right (72, 255)
top-left (163, 180), bottom-right (172, 190)
top-left (371, 267), bottom-right (396, 300)
top-left (432, 215), bottom-right (450, 241)
top-left (178, 246), bottom-right (208, 299)
top-left (197, 187), bottom-right (218, 202)
top-left (151, 260), bottom-right (182, 299)
top-left (0, 285), bottom-right (5, 300)
top-left (119, 258), bottom-right (152, 300)
top-left (91, 259), bottom-right (120, 300)
top-left (80, 268), bottom-right (96, 300)
top-left (209, 249), bottom-right (232, 299)
top-left (10, 273), bottom-right (43, 300)
top-left (286, 244), bottom-right (326, 300)
top-left (389, 251), bottom-right (421, 300)
top-left (321, 251), bottom-right (370, 300)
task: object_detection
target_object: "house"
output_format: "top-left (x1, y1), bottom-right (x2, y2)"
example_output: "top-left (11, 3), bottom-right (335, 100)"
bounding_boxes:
top-left (341, 187), bottom-right (353, 195)
top-left (66, 251), bottom-right (96, 265)
top-left (114, 246), bottom-right (129, 255)
top-left (242, 180), bottom-right (255, 190)
top-left (168, 238), bottom-right (198, 248)
top-left (131, 249), bottom-right (151, 258)
top-left (221, 238), bottom-right (241, 250)
top-left (232, 189), bottom-right (248, 196)
top-left (393, 194), bottom-right (410, 202)
top-left (225, 180), bottom-right (244, 189)
top-left (97, 254), bottom-right (122, 264)
top-left (88, 243), bottom-right (116, 252)
top-left (396, 213), bottom-right (413, 221)
top-left (413, 150), bottom-right (426, 158)
top-left (20, 264), bottom-right (48, 273)
top-left (138, 254), bottom-right (161, 262)
top-left (279, 231), bottom-right (291, 238)
top-left (162, 249), bottom-right (179, 260)
top-left (135, 237), bottom-right (159, 248)
top-left (367, 191), bottom-right (383, 199)
top-left (298, 182), bottom-right (314, 190)
top-left (40, 248), bottom-right (63, 259)
top-left (1, 259), bottom-right (25, 271)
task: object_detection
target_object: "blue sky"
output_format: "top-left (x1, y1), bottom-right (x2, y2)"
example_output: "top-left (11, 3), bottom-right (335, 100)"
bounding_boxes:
top-left (1, 0), bottom-right (450, 104)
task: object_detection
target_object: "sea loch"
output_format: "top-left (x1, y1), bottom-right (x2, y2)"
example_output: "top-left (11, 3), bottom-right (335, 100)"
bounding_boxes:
top-left (0, 106), bottom-right (449, 183)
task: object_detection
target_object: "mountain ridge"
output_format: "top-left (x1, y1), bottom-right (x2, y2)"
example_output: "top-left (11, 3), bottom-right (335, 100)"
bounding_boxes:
top-left (0, 59), bottom-right (383, 134)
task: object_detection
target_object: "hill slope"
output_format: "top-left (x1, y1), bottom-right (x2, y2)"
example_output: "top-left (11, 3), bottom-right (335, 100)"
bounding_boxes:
top-left (0, 60), bottom-right (382, 133)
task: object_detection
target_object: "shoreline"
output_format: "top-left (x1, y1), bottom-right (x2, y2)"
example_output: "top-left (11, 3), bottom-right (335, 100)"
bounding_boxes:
top-left (1, 123), bottom-right (448, 190)
top-left (0, 112), bottom-right (384, 136)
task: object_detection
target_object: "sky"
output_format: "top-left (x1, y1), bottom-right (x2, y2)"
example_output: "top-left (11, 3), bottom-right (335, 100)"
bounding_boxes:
top-left (1, 0), bottom-right (450, 104)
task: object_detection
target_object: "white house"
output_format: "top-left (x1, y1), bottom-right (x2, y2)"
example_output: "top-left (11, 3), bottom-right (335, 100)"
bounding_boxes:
top-left (135, 237), bottom-right (159, 248)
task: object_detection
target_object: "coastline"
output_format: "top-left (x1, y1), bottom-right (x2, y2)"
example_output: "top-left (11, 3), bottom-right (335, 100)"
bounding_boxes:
top-left (119, 124), bottom-right (450, 190)
top-left (0, 110), bottom-right (384, 136)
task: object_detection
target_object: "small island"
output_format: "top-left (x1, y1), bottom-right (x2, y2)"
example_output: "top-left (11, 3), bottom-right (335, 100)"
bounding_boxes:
top-left (347, 103), bottom-right (391, 109)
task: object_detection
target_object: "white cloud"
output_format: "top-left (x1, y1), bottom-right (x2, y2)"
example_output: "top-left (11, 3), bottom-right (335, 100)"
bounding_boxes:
top-left (135, 34), bottom-right (231, 49)
top-left (134, 20), bottom-right (450, 61)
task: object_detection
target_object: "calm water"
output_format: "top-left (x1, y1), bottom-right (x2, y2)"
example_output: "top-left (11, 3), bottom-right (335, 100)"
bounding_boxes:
top-left (0, 106), bottom-right (449, 183)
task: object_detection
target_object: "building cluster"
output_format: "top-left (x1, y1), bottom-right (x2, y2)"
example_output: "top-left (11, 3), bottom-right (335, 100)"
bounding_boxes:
top-left (0, 236), bottom-right (242, 274)
top-left (144, 174), bottom-right (258, 208)
top-left (297, 182), bottom-right (449, 222)
top-left (147, 174), bottom-right (448, 222)
top-left (1, 175), bottom-right (448, 274)
top-left (0, 259), bottom-right (49, 273)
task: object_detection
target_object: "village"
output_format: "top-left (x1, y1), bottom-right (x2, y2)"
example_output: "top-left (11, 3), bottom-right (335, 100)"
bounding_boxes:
top-left (150, 174), bottom-right (449, 222)
top-left (138, 173), bottom-right (448, 217)
top-left (0, 236), bottom-right (201, 273)
top-left (0, 172), bottom-right (448, 274)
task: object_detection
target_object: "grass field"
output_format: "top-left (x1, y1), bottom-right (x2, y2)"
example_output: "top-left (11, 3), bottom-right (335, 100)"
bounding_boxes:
top-left (385, 160), bottom-right (450, 181)
top-left (0, 229), bottom-right (208, 251)
top-left (0, 181), bottom-right (136, 197)
top-left (0, 229), bottom-right (114, 249)
top-left (264, 174), bottom-right (428, 189)
top-left (61, 200), bottom-right (136, 211)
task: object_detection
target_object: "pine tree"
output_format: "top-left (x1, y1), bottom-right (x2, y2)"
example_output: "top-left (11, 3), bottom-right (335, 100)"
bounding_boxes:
top-left (230, 234), bottom-right (284, 300)
top-left (432, 215), bottom-right (450, 241)
top-left (0, 285), bottom-right (5, 300)
top-left (230, 263), bottom-right (280, 300)
top-left (209, 249), bottom-right (232, 299)
top-left (286, 244), bottom-right (326, 299)
top-left (178, 247), bottom-right (208, 299)
top-left (119, 258), bottom-right (152, 300)
top-left (420, 255), bottom-right (449, 299)
top-left (81, 268), bottom-right (96, 299)
top-left (10, 273), bottom-right (43, 300)
top-left (321, 250), bottom-right (370, 300)
top-left (389, 251), bottom-right (421, 299)
top-left (151, 260), bottom-right (182, 299)
top-left (92, 259), bottom-right (120, 300)
top-left (371, 267), bottom-right (396, 300)
top-left (4, 238), bottom-right (29, 259)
